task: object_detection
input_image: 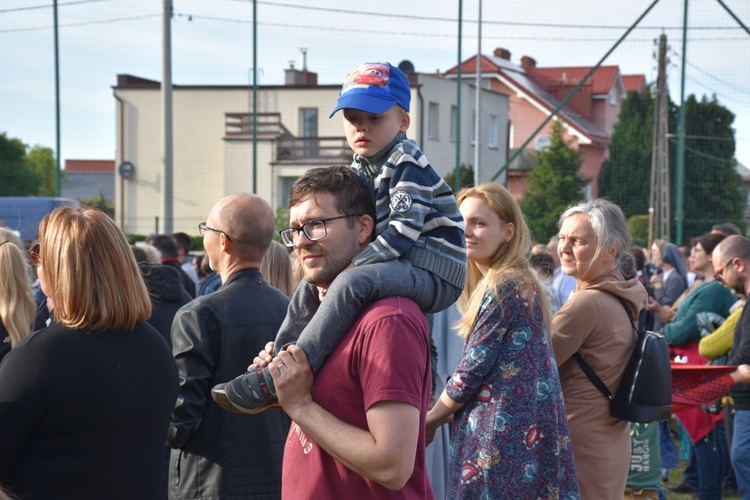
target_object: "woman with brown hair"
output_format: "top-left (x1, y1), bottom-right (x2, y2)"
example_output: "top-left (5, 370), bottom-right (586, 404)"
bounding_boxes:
top-left (0, 207), bottom-right (178, 500)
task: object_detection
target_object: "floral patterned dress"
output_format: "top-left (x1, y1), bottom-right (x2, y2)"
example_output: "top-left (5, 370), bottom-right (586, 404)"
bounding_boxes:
top-left (445, 277), bottom-right (579, 499)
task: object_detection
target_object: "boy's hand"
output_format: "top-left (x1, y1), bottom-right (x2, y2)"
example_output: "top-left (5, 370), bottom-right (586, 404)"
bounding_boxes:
top-left (248, 341), bottom-right (275, 371)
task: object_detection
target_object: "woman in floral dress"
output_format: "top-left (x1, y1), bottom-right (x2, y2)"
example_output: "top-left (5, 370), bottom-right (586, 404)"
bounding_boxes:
top-left (425, 183), bottom-right (579, 499)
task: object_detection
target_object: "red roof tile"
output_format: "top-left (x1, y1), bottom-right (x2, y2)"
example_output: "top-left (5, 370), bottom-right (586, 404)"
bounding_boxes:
top-left (526, 66), bottom-right (620, 95)
top-left (65, 160), bottom-right (115, 172)
top-left (623, 74), bottom-right (646, 93)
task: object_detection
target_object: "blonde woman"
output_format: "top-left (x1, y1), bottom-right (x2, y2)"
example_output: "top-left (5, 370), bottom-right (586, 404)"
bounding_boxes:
top-left (260, 240), bottom-right (295, 297)
top-left (425, 183), bottom-right (578, 498)
top-left (0, 208), bottom-right (178, 499)
top-left (0, 231), bottom-right (35, 362)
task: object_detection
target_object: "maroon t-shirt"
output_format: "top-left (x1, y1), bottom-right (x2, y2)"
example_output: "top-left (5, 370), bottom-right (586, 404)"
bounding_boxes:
top-left (281, 296), bottom-right (434, 499)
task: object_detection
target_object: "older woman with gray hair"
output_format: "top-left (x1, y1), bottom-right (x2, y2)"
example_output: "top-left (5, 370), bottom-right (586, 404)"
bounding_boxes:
top-left (550, 199), bottom-right (648, 499)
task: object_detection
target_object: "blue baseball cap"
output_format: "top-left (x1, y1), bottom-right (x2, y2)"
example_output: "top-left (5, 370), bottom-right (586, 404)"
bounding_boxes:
top-left (329, 62), bottom-right (411, 118)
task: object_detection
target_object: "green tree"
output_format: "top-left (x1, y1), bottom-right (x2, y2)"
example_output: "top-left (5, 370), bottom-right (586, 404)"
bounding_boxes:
top-left (443, 163), bottom-right (474, 192)
top-left (679, 94), bottom-right (745, 239)
top-left (0, 132), bottom-right (41, 196)
top-left (80, 193), bottom-right (114, 219)
top-left (25, 145), bottom-right (60, 197)
top-left (520, 121), bottom-right (585, 243)
top-left (274, 205), bottom-right (290, 245)
top-left (599, 89), bottom-right (654, 217)
top-left (602, 91), bottom-right (744, 241)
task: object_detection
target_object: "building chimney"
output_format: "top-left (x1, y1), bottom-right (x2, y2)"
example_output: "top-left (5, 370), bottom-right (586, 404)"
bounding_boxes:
top-left (521, 56), bottom-right (537, 69)
top-left (284, 51), bottom-right (318, 86)
top-left (300, 48), bottom-right (308, 71)
top-left (493, 48), bottom-right (511, 60)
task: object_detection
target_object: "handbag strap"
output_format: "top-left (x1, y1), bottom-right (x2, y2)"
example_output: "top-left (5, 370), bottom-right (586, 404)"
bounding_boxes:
top-left (572, 290), bottom-right (639, 401)
top-left (573, 352), bottom-right (613, 400)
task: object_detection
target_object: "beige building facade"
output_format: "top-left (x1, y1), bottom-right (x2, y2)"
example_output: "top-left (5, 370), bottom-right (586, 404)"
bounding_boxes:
top-left (113, 69), bottom-right (508, 236)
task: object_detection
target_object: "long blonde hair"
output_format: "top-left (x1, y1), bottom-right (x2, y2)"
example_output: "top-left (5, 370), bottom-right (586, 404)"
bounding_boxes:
top-left (456, 183), bottom-right (551, 340)
top-left (0, 235), bottom-right (35, 346)
top-left (260, 240), bottom-right (294, 297)
top-left (38, 207), bottom-right (151, 331)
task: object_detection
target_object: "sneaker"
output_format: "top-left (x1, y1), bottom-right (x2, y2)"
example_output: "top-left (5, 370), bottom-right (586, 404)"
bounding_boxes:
top-left (223, 366), bottom-right (279, 414)
top-left (210, 383), bottom-right (245, 414)
top-left (668, 482), bottom-right (698, 494)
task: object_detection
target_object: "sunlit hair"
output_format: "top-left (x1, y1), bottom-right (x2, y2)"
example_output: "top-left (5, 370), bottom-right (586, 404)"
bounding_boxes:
top-left (558, 199), bottom-right (632, 276)
top-left (134, 241), bottom-right (162, 264)
top-left (37, 207), bottom-right (151, 331)
top-left (0, 236), bottom-right (35, 347)
top-left (698, 232), bottom-right (726, 256)
top-left (719, 235), bottom-right (750, 263)
top-left (260, 240), bottom-right (294, 297)
top-left (455, 183), bottom-right (551, 340)
top-left (288, 165), bottom-right (374, 222)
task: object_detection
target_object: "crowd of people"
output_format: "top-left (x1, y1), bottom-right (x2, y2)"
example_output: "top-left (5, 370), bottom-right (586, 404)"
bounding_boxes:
top-left (1, 60), bottom-right (750, 500)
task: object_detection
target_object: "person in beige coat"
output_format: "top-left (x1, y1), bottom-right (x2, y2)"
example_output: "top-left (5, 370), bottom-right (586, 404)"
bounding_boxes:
top-left (551, 199), bottom-right (648, 500)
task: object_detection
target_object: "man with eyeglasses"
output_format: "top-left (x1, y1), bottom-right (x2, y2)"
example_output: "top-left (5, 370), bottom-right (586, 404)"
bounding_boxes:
top-left (166, 194), bottom-right (291, 499)
top-left (257, 166), bottom-right (435, 498)
top-left (714, 235), bottom-right (750, 497)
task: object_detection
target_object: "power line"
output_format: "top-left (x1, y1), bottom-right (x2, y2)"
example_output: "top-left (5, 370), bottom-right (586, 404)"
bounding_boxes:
top-left (668, 137), bottom-right (738, 164)
top-left (685, 58), bottom-right (750, 95)
top-left (233, 0), bottom-right (750, 31)
top-left (5, 4), bottom-right (750, 41)
top-left (0, 0), bottom-right (111, 13)
top-left (0, 13), bottom-right (159, 33)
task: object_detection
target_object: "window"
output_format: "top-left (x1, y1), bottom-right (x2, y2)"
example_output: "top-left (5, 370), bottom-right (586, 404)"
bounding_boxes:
top-left (488, 115), bottom-right (499, 149)
top-left (280, 177), bottom-right (297, 207)
top-left (471, 111), bottom-right (477, 146)
top-left (299, 108), bottom-right (318, 157)
top-left (428, 102), bottom-right (439, 140)
top-left (583, 182), bottom-right (593, 201)
top-left (509, 121), bottom-right (514, 149)
top-left (450, 105), bottom-right (457, 143)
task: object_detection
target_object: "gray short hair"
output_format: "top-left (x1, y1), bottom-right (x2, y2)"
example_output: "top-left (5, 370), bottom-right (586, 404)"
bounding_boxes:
top-left (559, 199), bottom-right (632, 274)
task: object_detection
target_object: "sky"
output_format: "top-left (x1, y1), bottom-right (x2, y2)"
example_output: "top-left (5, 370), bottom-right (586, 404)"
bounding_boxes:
top-left (2, 0), bottom-right (750, 169)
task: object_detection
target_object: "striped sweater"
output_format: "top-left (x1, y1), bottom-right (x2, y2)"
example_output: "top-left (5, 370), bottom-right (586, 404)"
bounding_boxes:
top-left (351, 135), bottom-right (467, 289)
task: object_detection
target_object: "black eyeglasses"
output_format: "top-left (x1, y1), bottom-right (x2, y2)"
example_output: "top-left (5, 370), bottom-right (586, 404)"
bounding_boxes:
top-left (198, 222), bottom-right (233, 243)
top-left (714, 258), bottom-right (734, 285)
top-left (279, 214), bottom-right (361, 248)
top-left (29, 242), bottom-right (41, 267)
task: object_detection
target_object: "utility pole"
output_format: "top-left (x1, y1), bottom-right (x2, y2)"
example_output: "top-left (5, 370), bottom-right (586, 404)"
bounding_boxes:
top-left (162, 0), bottom-right (174, 234)
top-left (649, 33), bottom-right (670, 244)
top-left (53, 0), bottom-right (61, 197)
top-left (473, 0), bottom-right (481, 187)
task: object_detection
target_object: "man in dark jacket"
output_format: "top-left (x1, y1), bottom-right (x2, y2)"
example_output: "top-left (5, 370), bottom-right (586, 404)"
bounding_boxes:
top-left (148, 234), bottom-right (197, 298)
top-left (167, 194), bottom-right (290, 499)
top-left (715, 235), bottom-right (750, 497)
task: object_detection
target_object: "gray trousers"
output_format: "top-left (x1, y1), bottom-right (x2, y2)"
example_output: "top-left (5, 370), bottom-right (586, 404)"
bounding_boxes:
top-left (274, 258), bottom-right (461, 370)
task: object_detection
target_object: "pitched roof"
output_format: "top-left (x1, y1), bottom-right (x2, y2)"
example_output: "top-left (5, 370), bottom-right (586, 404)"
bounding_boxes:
top-left (445, 54), bottom-right (611, 144)
top-left (623, 74), bottom-right (647, 93)
top-left (527, 65), bottom-right (620, 96)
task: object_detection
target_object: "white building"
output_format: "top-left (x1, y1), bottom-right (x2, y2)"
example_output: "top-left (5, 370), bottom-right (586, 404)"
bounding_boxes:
top-left (113, 64), bottom-right (508, 236)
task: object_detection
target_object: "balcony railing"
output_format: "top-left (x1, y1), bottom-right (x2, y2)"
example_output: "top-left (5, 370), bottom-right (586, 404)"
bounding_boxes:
top-left (276, 137), bottom-right (350, 163)
top-left (225, 112), bottom-right (290, 139)
top-left (225, 112), bottom-right (350, 164)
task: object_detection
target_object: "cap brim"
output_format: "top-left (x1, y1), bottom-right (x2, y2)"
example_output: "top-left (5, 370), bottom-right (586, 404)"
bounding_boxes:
top-left (329, 94), bottom-right (397, 118)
